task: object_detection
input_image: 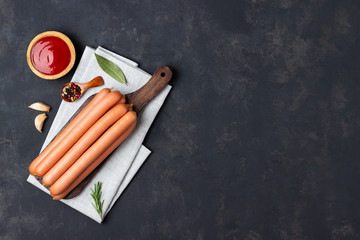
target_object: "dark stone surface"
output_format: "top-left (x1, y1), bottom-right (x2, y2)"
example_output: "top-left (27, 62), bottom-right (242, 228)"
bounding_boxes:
top-left (1, 0), bottom-right (360, 239)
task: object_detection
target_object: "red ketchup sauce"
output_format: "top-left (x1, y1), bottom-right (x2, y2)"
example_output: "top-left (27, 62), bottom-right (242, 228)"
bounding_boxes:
top-left (31, 36), bottom-right (71, 75)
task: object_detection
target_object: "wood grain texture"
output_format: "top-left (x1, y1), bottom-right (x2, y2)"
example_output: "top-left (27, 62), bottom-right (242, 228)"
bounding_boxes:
top-left (60, 76), bottom-right (104, 102)
top-left (126, 66), bottom-right (172, 112)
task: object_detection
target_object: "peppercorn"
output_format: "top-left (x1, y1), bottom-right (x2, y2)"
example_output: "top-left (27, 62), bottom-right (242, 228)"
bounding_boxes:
top-left (61, 82), bottom-right (82, 102)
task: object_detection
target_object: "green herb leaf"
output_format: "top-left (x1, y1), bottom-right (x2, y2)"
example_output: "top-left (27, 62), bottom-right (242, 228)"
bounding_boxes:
top-left (90, 181), bottom-right (104, 219)
top-left (95, 53), bottom-right (127, 85)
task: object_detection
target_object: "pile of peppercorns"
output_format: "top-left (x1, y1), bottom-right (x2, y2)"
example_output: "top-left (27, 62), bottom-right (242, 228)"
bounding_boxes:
top-left (62, 82), bottom-right (81, 102)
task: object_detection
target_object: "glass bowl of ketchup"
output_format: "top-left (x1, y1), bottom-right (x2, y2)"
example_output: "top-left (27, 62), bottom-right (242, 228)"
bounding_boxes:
top-left (26, 31), bottom-right (75, 80)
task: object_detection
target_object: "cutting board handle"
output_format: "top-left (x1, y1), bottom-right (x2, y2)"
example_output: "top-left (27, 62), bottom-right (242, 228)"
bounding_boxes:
top-left (126, 65), bottom-right (172, 112)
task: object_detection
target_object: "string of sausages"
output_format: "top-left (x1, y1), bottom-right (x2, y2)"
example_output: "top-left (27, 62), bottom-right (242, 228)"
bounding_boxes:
top-left (29, 88), bottom-right (137, 199)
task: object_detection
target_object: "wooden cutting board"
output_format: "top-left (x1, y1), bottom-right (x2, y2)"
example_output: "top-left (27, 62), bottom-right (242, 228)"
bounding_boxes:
top-left (35, 66), bottom-right (172, 199)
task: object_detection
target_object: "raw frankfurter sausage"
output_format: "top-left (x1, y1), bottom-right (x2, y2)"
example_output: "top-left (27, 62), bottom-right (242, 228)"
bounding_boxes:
top-left (50, 111), bottom-right (137, 196)
top-left (29, 88), bottom-right (111, 175)
top-left (119, 94), bottom-right (126, 104)
top-left (52, 121), bottom-right (136, 200)
top-left (42, 103), bottom-right (129, 186)
top-left (35, 91), bottom-right (123, 176)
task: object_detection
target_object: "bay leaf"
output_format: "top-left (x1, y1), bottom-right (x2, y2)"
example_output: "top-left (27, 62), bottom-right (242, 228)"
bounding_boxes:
top-left (94, 53), bottom-right (127, 85)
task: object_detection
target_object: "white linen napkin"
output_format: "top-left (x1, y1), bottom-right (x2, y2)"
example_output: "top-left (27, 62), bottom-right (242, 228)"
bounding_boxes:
top-left (27, 46), bottom-right (171, 223)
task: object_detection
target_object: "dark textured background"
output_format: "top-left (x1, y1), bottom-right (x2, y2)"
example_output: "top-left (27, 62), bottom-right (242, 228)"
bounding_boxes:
top-left (1, 0), bottom-right (360, 239)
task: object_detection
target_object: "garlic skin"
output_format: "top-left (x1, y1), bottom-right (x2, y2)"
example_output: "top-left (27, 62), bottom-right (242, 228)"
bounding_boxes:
top-left (35, 113), bottom-right (47, 132)
top-left (29, 102), bottom-right (51, 112)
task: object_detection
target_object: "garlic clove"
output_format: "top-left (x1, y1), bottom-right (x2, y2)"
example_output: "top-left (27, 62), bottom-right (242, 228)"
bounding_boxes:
top-left (34, 113), bottom-right (47, 132)
top-left (29, 102), bottom-right (51, 112)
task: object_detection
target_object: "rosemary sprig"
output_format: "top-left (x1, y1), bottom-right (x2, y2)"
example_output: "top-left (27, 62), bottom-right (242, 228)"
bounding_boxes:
top-left (90, 182), bottom-right (104, 219)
